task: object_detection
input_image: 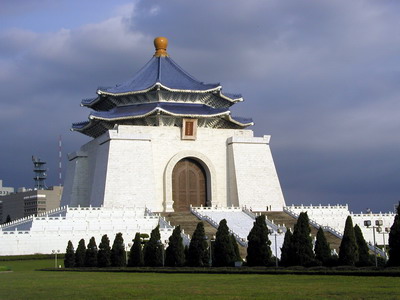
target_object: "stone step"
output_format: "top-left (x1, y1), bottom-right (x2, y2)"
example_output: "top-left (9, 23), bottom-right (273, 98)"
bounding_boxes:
top-left (263, 211), bottom-right (342, 252)
top-left (160, 211), bottom-right (248, 259)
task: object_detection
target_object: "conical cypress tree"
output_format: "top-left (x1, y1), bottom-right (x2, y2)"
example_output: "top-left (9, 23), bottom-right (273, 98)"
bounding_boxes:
top-left (213, 219), bottom-right (236, 267)
top-left (314, 227), bottom-right (331, 266)
top-left (280, 228), bottom-right (293, 267)
top-left (339, 216), bottom-right (358, 266)
top-left (85, 237), bottom-right (98, 267)
top-left (246, 215), bottom-right (272, 266)
top-left (144, 225), bottom-right (163, 267)
top-left (98, 234), bottom-right (111, 268)
top-left (128, 232), bottom-right (144, 267)
top-left (184, 245), bottom-right (189, 266)
top-left (388, 203), bottom-right (400, 266)
top-left (291, 212), bottom-right (315, 266)
top-left (111, 232), bottom-right (126, 267)
top-left (188, 222), bottom-right (209, 267)
top-left (75, 239), bottom-right (86, 267)
top-left (230, 234), bottom-right (242, 262)
top-left (354, 225), bottom-right (371, 266)
top-left (64, 240), bottom-right (75, 268)
top-left (165, 225), bottom-right (185, 267)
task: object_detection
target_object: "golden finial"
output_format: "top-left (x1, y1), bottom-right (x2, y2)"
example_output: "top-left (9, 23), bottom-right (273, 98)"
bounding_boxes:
top-left (154, 37), bottom-right (169, 57)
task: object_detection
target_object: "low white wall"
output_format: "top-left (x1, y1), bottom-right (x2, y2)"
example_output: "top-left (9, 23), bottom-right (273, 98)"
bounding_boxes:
top-left (0, 206), bottom-right (169, 256)
top-left (287, 204), bottom-right (395, 246)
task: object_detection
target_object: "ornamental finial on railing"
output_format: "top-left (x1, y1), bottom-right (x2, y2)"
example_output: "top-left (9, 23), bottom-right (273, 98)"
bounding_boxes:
top-left (154, 37), bottom-right (169, 57)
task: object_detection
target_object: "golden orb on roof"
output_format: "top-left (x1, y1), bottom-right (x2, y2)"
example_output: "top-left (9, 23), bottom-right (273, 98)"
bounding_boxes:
top-left (154, 37), bottom-right (169, 57)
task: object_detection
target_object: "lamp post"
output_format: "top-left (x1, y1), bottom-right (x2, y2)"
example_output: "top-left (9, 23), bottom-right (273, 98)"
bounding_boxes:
top-left (377, 226), bottom-right (390, 261)
top-left (205, 235), bottom-right (215, 267)
top-left (52, 249), bottom-right (60, 269)
top-left (364, 219), bottom-right (383, 267)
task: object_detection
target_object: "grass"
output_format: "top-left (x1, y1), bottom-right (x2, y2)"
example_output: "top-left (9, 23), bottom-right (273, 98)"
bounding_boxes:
top-left (0, 266), bottom-right (11, 271)
top-left (1, 260), bottom-right (400, 299)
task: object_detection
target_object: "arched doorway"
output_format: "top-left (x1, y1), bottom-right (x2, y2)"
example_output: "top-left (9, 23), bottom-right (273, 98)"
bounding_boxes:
top-left (172, 158), bottom-right (207, 211)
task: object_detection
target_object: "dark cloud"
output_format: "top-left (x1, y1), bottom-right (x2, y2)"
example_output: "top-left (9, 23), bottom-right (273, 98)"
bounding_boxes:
top-left (0, 0), bottom-right (399, 212)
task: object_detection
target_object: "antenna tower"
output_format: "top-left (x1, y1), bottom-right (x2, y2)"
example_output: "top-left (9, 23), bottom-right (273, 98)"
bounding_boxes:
top-left (59, 135), bottom-right (62, 186)
top-left (32, 156), bottom-right (48, 190)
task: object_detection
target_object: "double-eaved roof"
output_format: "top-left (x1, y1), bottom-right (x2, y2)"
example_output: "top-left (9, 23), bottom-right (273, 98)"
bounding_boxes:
top-left (72, 37), bottom-right (253, 138)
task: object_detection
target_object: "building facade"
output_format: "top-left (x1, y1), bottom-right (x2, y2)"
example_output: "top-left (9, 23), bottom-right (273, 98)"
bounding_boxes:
top-left (0, 186), bottom-right (62, 223)
top-left (62, 37), bottom-right (286, 212)
top-left (0, 180), bottom-right (14, 196)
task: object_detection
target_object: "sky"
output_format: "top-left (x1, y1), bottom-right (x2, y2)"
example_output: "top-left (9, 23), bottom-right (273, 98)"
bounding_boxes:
top-left (0, 0), bottom-right (399, 213)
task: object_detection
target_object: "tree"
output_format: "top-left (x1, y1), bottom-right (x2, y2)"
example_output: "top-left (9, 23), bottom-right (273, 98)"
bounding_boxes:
top-left (314, 227), bottom-right (331, 266)
top-left (213, 219), bottom-right (236, 267)
top-left (291, 212), bottom-right (315, 266)
top-left (5, 215), bottom-right (11, 224)
top-left (75, 239), bottom-right (86, 267)
top-left (165, 226), bottom-right (185, 267)
top-left (184, 245), bottom-right (189, 266)
top-left (339, 216), bottom-right (358, 266)
top-left (280, 228), bottom-right (293, 267)
top-left (230, 234), bottom-right (242, 262)
top-left (85, 237), bottom-right (98, 267)
top-left (354, 225), bottom-right (372, 267)
top-left (246, 215), bottom-right (272, 266)
top-left (64, 240), bottom-right (75, 268)
top-left (111, 232), bottom-right (126, 267)
top-left (97, 234), bottom-right (111, 268)
top-left (388, 203), bottom-right (400, 266)
top-left (144, 225), bottom-right (163, 267)
top-left (128, 232), bottom-right (144, 267)
top-left (187, 222), bottom-right (209, 267)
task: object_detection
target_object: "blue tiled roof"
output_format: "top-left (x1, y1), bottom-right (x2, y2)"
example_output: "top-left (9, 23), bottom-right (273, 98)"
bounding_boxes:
top-left (231, 116), bottom-right (253, 125)
top-left (72, 121), bottom-right (90, 129)
top-left (91, 102), bottom-right (228, 120)
top-left (222, 92), bottom-right (242, 100)
top-left (99, 56), bottom-right (220, 94)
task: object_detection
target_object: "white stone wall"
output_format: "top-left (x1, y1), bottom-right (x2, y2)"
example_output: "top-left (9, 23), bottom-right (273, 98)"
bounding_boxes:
top-left (62, 125), bottom-right (286, 212)
top-left (228, 135), bottom-right (285, 211)
top-left (352, 212), bottom-right (394, 247)
top-left (0, 206), bottom-right (170, 256)
top-left (287, 205), bottom-right (395, 246)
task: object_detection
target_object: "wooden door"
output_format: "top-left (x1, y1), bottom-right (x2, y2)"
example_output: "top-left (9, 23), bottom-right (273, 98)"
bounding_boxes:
top-left (172, 158), bottom-right (206, 211)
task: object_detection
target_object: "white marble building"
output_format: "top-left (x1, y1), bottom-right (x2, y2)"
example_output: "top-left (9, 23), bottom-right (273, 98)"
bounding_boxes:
top-left (62, 37), bottom-right (286, 213)
top-left (0, 37), bottom-right (286, 255)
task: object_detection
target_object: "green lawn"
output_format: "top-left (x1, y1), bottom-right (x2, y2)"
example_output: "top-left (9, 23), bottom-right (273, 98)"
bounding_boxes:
top-left (1, 260), bottom-right (400, 299)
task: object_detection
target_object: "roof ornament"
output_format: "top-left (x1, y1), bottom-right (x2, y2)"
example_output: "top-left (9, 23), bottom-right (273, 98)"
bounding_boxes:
top-left (154, 37), bottom-right (169, 57)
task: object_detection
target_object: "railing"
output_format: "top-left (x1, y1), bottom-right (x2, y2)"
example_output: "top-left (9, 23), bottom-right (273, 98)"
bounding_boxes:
top-left (159, 216), bottom-right (173, 229)
top-left (285, 206), bottom-right (327, 231)
top-left (0, 205), bottom-right (69, 231)
top-left (242, 207), bottom-right (286, 234)
top-left (284, 207), bottom-right (387, 257)
top-left (144, 206), bottom-right (155, 216)
top-left (191, 206), bottom-right (248, 247)
top-left (180, 231), bottom-right (191, 246)
top-left (149, 208), bottom-right (191, 246)
top-left (288, 204), bottom-right (349, 210)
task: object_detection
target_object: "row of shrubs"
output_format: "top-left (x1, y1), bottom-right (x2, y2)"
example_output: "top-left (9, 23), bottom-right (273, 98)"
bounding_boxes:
top-left (64, 203), bottom-right (400, 268)
top-left (280, 203), bottom-right (400, 268)
top-left (65, 218), bottom-right (241, 268)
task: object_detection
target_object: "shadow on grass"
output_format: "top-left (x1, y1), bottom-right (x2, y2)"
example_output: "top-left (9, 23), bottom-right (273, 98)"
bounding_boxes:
top-left (39, 266), bottom-right (400, 277)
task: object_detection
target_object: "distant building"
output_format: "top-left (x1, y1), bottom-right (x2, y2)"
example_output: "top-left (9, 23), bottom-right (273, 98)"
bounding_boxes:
top-left (0, 186), bottom-right (63, 223)
top-left (0, 180), bottom-right (14, 196)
